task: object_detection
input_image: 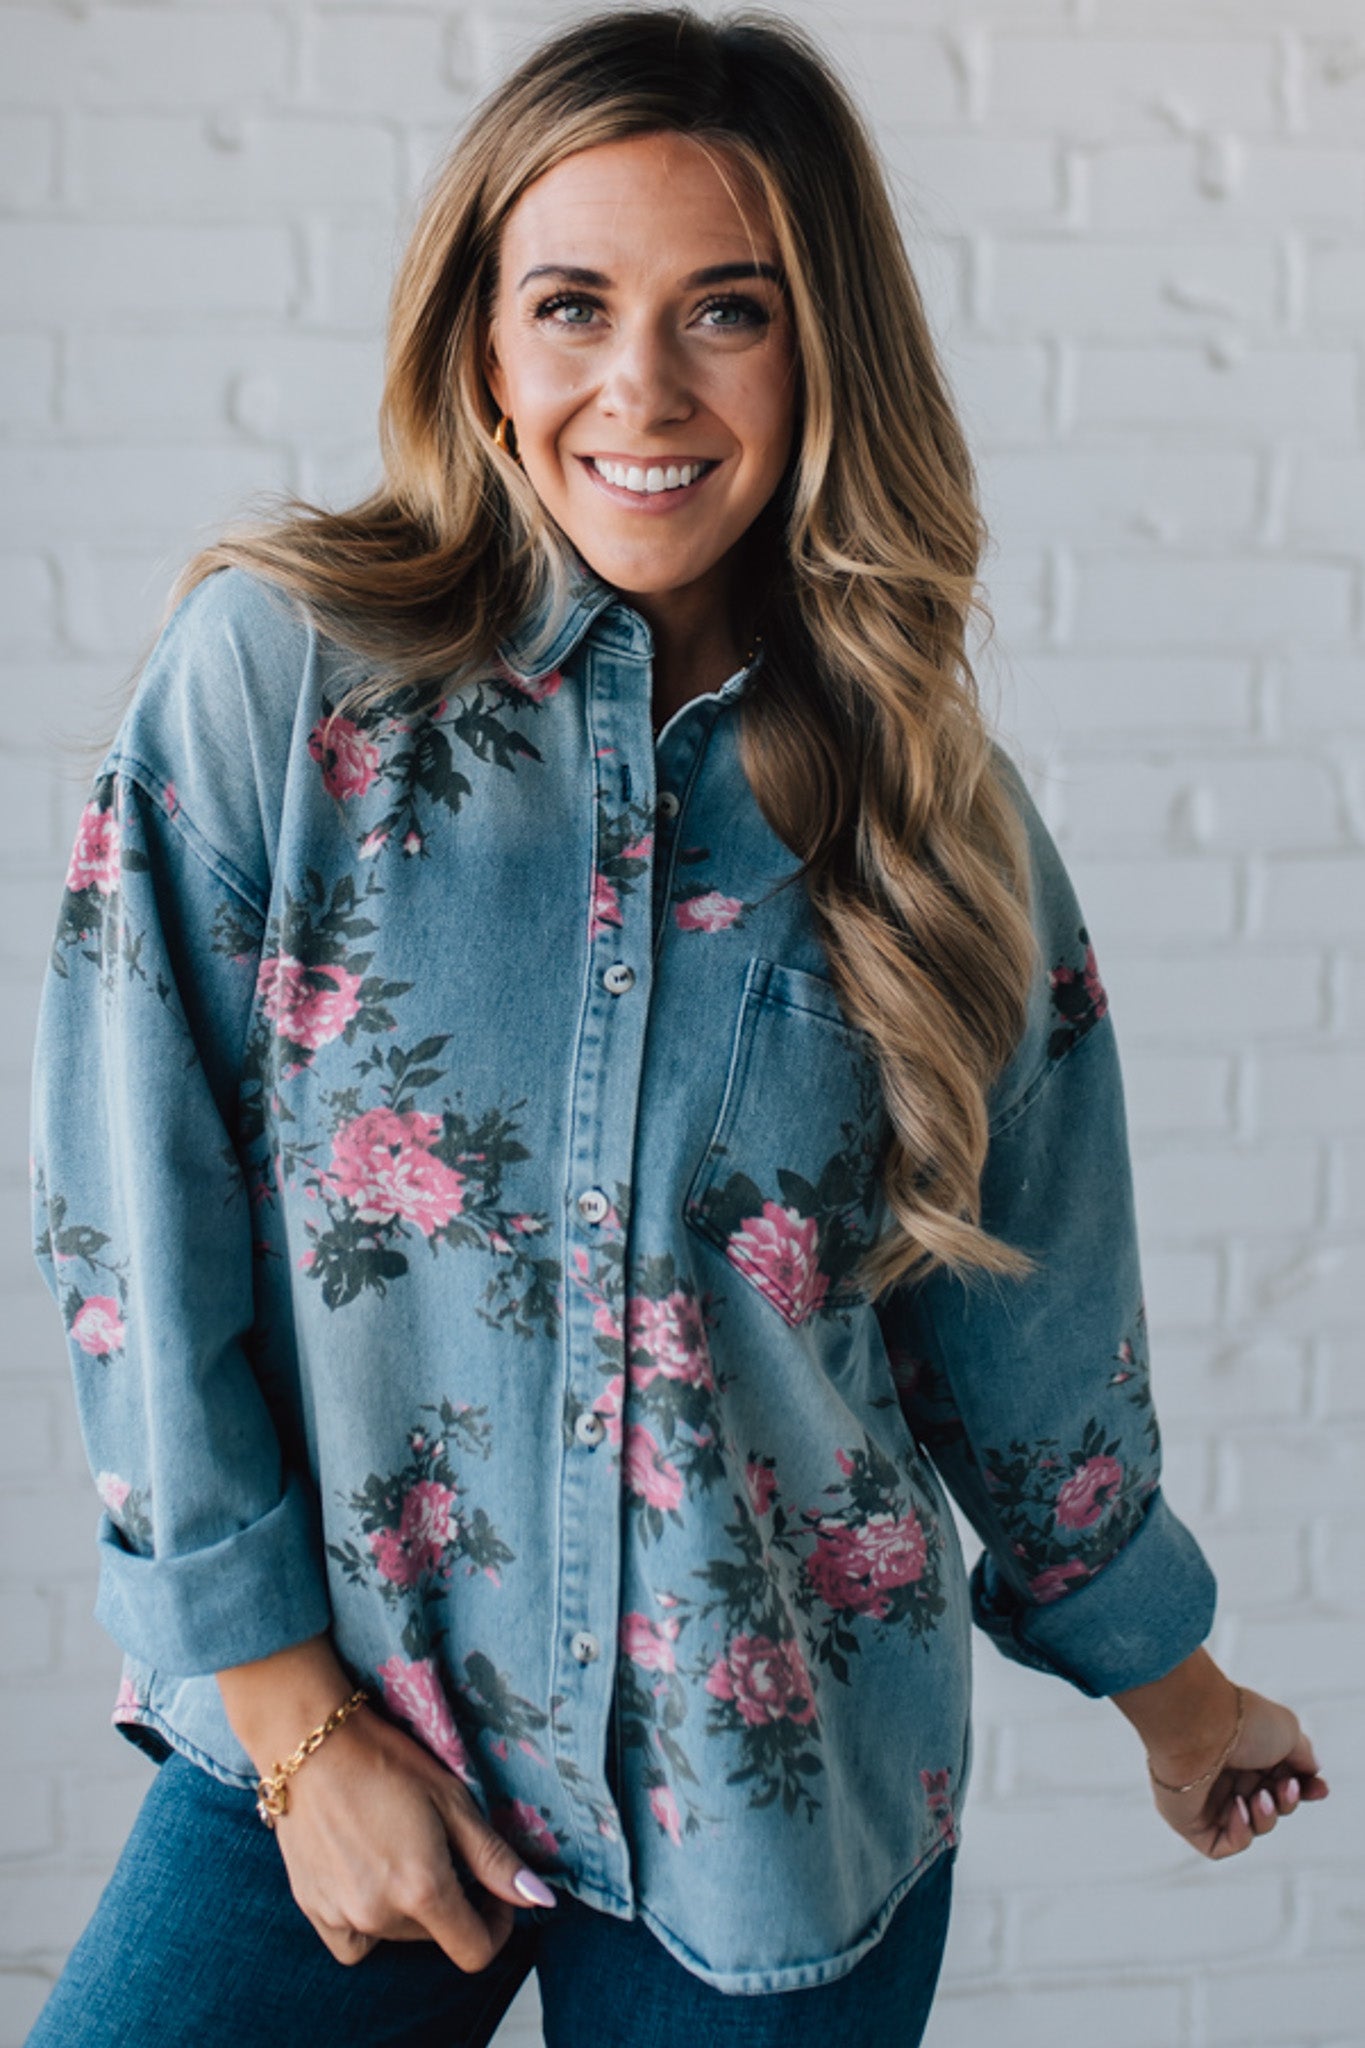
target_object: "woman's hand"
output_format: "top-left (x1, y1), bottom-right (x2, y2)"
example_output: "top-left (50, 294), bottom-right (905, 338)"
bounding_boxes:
top-left (218, 1635), bottom-right (555, 1968)
top-left (1112, 1646), bottom-right (1329, 1860)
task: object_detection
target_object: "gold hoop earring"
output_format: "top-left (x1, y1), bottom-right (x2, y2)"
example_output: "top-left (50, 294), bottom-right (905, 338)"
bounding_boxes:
top-left (493, 413), bottom-right (519, 461)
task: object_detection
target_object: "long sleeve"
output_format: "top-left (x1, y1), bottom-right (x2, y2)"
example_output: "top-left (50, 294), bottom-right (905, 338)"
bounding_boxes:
top-left (874, 758), bottom-right (1217, 1698)
top-left (30, 753), bottom-right (332, 1677)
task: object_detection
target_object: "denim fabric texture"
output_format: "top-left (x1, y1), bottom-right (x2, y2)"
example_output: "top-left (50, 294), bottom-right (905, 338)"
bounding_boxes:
top-left (25, 1750), bottom-right (955, 2047)
top-left (28, 557), bottom-right (1217, 1993)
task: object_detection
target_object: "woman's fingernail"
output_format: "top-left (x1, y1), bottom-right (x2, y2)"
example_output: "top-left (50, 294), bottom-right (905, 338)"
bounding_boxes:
top-left (1257, 1789), bottom-right (1275, 1818)
top-left (1284, 1778), bottom-right (1300, 1807)
top-left (514, 1867), bottom-right (557, 1907)
top-left (1236, 1795), bottom-right (1251, 1827)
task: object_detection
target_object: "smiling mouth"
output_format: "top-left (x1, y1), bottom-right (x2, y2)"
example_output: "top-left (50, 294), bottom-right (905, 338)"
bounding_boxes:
top-left (581, 456), bottom-right (720, 498)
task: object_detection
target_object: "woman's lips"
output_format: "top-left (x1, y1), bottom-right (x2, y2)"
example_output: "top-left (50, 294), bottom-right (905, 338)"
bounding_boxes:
top-left (577, 456), bottom-right (719, 512)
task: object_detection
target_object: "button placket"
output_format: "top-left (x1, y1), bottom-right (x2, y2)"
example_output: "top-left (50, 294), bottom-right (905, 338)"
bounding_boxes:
top-left (550, 623), bottom-right (652, 1888)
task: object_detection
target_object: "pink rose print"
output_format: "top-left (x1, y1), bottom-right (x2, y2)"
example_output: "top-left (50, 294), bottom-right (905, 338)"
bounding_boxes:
top-left (323, 1107), bottom-right (465, 1235)
top-left (505, 667), bottom-right (563, 704)
top-left (706, 1634), bottom-right (817, 1728)
top-left (626, 1291), bottom-right (714, 1390)
top-left (308, 714), bottom-right (380, 800)
top-left (726, 1202), bottom-right (829, 1322)
top-left (1048, 926), bottom-right (1109, 1056)
top-left (65, 801), bottom-right (121, 897)
top-left (1110, 1335), bottom-right (1136, 1388)
top-left (112, 1673), bottom-right (143, 1724)
top-left (96, 1472), bottom-right (131, 1514)
top-left (359, 827), bottom-right (389, 859)
top-left (592, 1297), bottom-right (624, 1342)
top-left (745, 1460), bottom-right (777, 1518)
top-left (647, 1783), bottom-right (683, 1846)
top-left (589, 870), bottom-right (623, 939)
top-left (860, 1511), bottom-right (928, 1592)
top-left (490, 1797), bottom-right (559, 1866)
top-left (805, 1511), bottom-right (926, 1619)
top-left (367, 1480), bottom-right (459, 1587)
top-left (921, 1767), bottom-right (956, 1846)
top-left (592, 1374), bottom-right (624, 1450)
top-left (402, 829), bottom-right (423, 856)
top-left (1081, 941), bottom-right (1108, 1019)
top-left (806, 1528), bottom-right (870, 1615)
top-left (257, 955), bottom-right (363, 1054)
top-left (1054, 1454), bottom-right (1123, 1531)
top-left (619, 1610), bottom-right (679, 1676)
top-left (624, 1423), bottom-right (684, 1512)
top-left (377, 1654), bottom-right (480, 1789)
top-left (674, 891), bottom-right (744, 933)
top-left (1028, 1560), bottom-right (1091, 1604)
top-left (71, 1295), bottom-right (125, 1356)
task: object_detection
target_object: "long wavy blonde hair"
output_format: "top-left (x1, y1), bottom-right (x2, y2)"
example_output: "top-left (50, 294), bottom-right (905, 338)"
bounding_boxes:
top-left (118, 5), bottom-right (1039, 1293)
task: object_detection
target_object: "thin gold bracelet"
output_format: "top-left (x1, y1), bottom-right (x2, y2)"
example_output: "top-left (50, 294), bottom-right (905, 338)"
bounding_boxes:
top-left (254, 1687), bottom-right (370, 1829)
top-left (1146, 1683), bottom-right (1246, 1795)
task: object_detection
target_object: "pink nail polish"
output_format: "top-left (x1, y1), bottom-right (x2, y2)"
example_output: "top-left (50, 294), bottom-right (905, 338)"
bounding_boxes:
top-left (1285, 1778), bottom-right (1300, 1807)
top-left (514, 1867), bottom-right (557, 1907)
top-left (1236, 1795), bottom-right (1251, 1827)
top-left (1257, 1789), bottom-right (1275, 1818)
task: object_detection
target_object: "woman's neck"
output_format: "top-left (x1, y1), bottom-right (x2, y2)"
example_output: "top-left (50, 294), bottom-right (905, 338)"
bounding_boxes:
top-left (630, 575), bottom-right (750, 732)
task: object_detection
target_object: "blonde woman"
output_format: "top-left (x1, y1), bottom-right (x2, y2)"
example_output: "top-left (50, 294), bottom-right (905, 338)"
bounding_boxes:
top-left (27, 10), bottom-right (1326, 2045)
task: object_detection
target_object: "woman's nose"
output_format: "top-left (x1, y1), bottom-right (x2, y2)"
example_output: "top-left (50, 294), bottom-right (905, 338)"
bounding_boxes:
top-left (597, 317), bottom-right (694, 427)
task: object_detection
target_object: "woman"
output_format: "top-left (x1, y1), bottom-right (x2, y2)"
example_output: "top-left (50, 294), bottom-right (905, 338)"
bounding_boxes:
top-left (26, 9), bottom-right (1326, 2045)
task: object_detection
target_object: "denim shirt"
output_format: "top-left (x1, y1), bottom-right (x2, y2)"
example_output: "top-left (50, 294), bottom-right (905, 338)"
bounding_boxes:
top-left (29, 561), bottom-right (1216, 1994)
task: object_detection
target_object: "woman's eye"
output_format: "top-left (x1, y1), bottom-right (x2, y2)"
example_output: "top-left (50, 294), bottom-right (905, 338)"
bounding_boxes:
top-left (530, 291), bottom-right (771, 332)
top-left (533, 294), bottom-right (598, 326)
top-left (697, 294), bottom-right (769, 330)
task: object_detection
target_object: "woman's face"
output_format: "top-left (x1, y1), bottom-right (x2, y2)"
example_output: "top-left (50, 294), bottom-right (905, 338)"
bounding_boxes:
top-left (483, 131), bottom-right (799, 614)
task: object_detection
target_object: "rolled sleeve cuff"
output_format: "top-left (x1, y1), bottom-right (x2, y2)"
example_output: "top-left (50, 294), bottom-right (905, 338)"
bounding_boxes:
top-left (969, 1487), bottom-right (1218, 1698)
top-left (93, 1471), bottom-right (333, 1678)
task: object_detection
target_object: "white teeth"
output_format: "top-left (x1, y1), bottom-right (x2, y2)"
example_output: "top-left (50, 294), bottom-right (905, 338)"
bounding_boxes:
top-left (591, 458), bottom-right (710, 494)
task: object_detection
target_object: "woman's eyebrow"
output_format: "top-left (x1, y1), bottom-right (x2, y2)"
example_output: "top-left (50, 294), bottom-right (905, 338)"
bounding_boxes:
top-left (516, 261), bottom-right (784, 290)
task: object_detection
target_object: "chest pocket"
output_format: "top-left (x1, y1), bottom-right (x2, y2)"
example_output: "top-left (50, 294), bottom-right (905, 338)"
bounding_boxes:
top-left (683, 958), bottom-right (892, 1327)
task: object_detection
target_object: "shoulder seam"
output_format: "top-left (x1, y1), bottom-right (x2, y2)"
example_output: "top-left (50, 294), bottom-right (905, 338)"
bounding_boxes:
top-left (987, 1004), bottom-right (1113, 1141)
top-left (102, 751), bottom-right (269, 924)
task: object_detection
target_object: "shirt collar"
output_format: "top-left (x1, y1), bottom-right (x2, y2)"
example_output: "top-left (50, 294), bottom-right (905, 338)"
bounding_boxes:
top-left (494, 542), bottom-right (766, 703)
top-left (495, 546), bottom-right (621, 682)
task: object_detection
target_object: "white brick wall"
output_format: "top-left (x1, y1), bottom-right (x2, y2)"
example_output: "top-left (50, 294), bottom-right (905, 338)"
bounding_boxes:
top-left (2, 4), bottom-right (1361, 2045)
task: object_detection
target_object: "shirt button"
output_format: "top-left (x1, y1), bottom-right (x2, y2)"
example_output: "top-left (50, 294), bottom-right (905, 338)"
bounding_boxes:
top-left (603, 962), bottom-right (635, 996)
top-left (575, 1411), bottom-right (606, 1447)
top-left (656, 789), bottom-right (680, 820)
top-left (576, 1187), bottom-right (610, 1224)
top-left (571, 1630), bottom-right (601, 1664)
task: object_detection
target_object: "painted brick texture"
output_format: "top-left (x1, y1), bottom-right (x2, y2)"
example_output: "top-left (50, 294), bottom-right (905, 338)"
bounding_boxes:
top-left (1, 4), bottom-right (1361, 2044)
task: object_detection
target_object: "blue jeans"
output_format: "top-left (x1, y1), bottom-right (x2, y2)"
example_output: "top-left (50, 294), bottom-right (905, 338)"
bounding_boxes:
top-left (27, 1751), bottom-right (955, 2046)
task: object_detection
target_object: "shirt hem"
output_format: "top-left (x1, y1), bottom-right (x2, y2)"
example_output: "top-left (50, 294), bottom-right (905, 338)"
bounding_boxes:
top-left (114, 1702), bottom-right (258, 1793)
top-left (626, 1834), bottom-right (958, 1996)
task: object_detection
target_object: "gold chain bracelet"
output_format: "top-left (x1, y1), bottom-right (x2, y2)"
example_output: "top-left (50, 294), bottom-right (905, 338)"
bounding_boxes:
top-left (1146, 1684), bottom-right (1246, 1796)
top-left (255, 1687), bottom-right (370, 1829)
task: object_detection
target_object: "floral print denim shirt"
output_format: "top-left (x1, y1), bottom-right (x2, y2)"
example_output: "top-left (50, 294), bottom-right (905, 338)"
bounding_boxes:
top-left (29, 559), bottom-right (1216, 1995)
